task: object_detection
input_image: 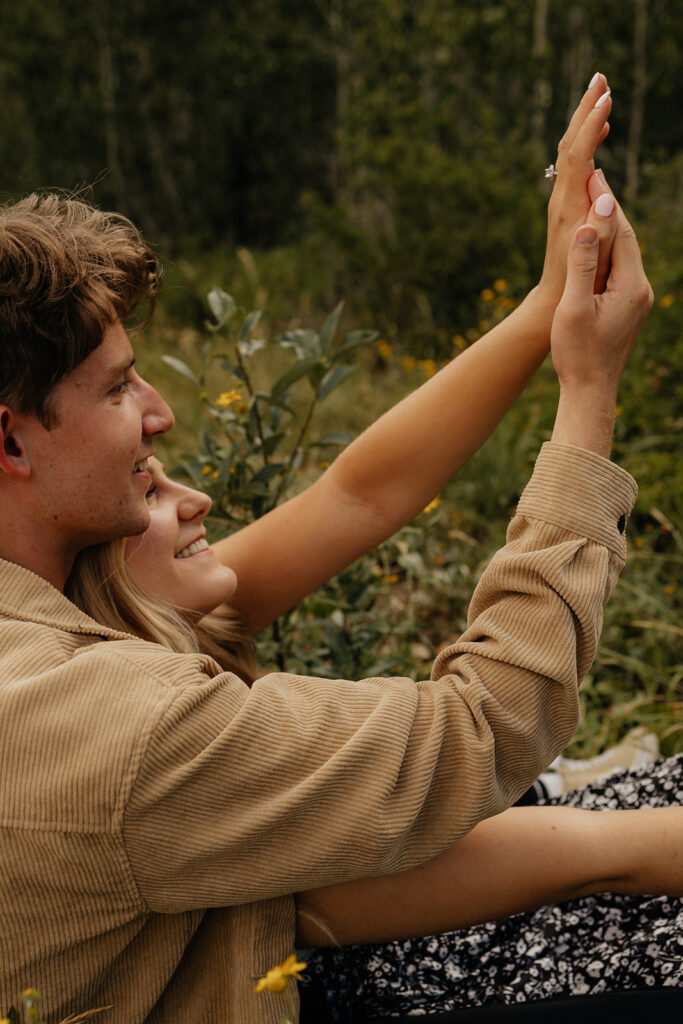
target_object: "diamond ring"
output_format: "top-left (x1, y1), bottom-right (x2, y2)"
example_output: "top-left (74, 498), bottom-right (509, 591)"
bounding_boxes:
top-left (545, 164), bottom-right (559, 179)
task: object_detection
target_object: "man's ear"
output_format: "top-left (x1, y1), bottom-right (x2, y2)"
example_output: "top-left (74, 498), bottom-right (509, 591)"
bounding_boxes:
top-left (0, 407), bottom-right (32, 479)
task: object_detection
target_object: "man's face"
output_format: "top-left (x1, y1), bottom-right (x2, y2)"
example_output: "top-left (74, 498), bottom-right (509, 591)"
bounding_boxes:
top-left (27, 322), bottom-right (174, 553)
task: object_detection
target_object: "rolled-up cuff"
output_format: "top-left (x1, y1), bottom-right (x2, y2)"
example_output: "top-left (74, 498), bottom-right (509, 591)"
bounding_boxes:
top-left (517, 442), bottom-right (638, 559)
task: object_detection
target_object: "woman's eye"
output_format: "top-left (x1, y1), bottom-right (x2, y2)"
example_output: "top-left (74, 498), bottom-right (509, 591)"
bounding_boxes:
top-left (111, 378), bottom-right (133, 396)
top-left (145, 486), bottom-right (157, 501)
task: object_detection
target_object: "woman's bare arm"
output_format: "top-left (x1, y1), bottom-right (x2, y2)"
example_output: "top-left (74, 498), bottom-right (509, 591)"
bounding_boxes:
top-left (296, 803), bottom-right (683, 947)
top-left (213, 77), bottom-right (616, 635)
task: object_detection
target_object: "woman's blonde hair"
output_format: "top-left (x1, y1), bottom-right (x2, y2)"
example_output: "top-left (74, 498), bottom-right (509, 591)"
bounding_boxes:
top-left (66, 540), bottom-right (257, 684)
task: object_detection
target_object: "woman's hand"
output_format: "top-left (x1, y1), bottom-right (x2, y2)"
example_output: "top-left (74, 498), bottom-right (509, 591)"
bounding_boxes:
top-left (538, 73), bottom-right (615, 307)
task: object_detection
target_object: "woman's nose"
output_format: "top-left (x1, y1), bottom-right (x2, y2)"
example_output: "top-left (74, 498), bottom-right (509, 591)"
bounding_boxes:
top-left (177, 486), bottom-right (212, 521)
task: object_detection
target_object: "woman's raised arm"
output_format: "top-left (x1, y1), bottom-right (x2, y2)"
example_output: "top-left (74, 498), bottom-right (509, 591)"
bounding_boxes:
top-left (213, 76), bottom-right (616, 635)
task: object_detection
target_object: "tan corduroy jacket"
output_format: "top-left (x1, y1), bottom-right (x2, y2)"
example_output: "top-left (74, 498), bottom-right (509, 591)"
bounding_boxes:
top-left (0, 443), bottom-right (636, 1023)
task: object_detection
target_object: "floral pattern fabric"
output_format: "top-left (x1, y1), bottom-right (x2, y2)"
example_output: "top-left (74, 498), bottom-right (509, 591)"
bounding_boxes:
top-left (300, 754), bottom-right (683, 1021)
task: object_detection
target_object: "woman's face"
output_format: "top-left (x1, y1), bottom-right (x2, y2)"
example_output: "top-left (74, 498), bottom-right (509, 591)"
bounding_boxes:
top-left (125, 458), bottom-right (237, 615)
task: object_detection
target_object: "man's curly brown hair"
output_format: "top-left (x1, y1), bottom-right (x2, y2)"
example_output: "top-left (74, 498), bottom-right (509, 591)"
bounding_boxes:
top-left (0, 193), bottom-right (160, 426)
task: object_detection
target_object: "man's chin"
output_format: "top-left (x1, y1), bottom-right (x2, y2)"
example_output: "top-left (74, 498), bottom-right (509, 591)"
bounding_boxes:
top-left (86, 506), bottom-right (151, 547)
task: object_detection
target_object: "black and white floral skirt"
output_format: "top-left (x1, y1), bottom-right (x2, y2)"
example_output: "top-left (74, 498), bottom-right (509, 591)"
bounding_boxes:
top-left (300, 754), bottom-right (683, 1021)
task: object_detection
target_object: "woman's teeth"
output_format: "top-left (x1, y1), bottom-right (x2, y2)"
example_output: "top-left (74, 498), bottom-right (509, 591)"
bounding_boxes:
top-left (175, 538), bottom-right (209, 559)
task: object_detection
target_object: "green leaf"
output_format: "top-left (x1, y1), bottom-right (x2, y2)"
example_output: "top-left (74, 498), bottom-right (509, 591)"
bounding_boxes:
top-left (309, 430), bottom-right (355, 447)
top-left (238, 336), bottom-right (266, 357)
top-left (330, 330), bottom-right (378, 362)
top-left (219, 359), bottom-right (248, 384)
top-left (240, 310), bottom-right (262, 341)
top-left (277, 329), bottom-right (321, 358)
top-left (320, 300), bottom-right (344, 352)
top-left (207, 288), bottom-right (236, 327)
top-left (260, 432), bottom-right (287, 456)
top-left (343, 329), bottom-right (378, 347)
top-left (317, 364), bottom-right (356, 401)
top-left (252, 463), bottom-right (285, 484)
top-left (161, 355), bottom-right (199, 385)
top-left (271, 357), bottom-right (321, 398)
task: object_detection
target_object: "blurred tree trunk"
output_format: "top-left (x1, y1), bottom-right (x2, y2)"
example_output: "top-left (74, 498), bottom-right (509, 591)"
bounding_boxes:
top-left (95, 19), bottom-right (126, 212)
top-left (531, 0), bottom-right (551, 148)
top-left (564, 4), bottom-right (591, 125)
top-left (625, 0), bottom-right (647, 201)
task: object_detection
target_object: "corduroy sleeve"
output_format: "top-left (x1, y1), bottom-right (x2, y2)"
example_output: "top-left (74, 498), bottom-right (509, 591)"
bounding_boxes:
top-left (123, 443), bottom-right (637, 912)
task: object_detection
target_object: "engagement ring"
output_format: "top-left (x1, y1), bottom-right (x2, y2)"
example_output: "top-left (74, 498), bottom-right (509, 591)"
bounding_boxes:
top-left (545, 163), bottom-right (559, 179)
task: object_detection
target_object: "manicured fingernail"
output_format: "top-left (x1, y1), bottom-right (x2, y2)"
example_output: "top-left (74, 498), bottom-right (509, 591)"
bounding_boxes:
top-left (589, 72), bottom-right (600, 89)
top-left (595, 193), bottom-right (615, 217)
top-left (595, 90), bottom-right (611, 109)
top-left (577, 226), bottom-right (598, 246)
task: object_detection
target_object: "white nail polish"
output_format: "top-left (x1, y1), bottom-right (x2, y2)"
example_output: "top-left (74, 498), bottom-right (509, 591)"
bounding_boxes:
top-left (589, 72), bottom-right (600, 89)
top-left (595, 90), bottom-right (611, 109)
top-left (595, 193), bottom-right (615, 217)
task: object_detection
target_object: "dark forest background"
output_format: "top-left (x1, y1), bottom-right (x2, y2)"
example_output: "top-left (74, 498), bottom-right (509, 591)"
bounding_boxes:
top-left (2, 0), bottom-right (681, 332)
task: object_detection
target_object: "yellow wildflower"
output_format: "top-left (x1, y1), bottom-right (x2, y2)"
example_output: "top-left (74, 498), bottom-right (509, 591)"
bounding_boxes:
top-left (452, 334), bottom-right (467, 351)
top-left (659, 293), bottom-right (675, 308)
top-left (236, 401), bottom-right (248, 414)
top-left (211, 469), bottom-right (220, 480)
top-left (401, 355), bottom-right (417, 372)
top-left (376, 338), bottom-right (392, 359)
top-left (202, 465), bottom-right (213, 476)
top-left (381, 574), bottom-right (399, 584)
top-left (634, 538), bottom-right (645, 548)
top-left (665, 584), bottom-right (675, 595)
top-left (615, 405), bottom-right (623, 417)
top-left (423, 496), bottom-right (441, 515)
top-left (494, 278), bottom-right (507, 292)
top-left (419, 358), bottom-right (437, 378)
top-left (480, 288), bottom-right (495, 302)
top-left (254, 954), bottom-right (307, 994)
top-left (214, 388), bottom-right (242, 409)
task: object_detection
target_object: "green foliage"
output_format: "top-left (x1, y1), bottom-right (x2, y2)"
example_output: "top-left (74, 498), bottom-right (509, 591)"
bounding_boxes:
top-left (166, 290), bottom-right (376, 528)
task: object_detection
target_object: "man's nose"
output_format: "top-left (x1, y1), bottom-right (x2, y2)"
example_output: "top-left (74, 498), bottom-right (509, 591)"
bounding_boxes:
top-left (141, 381), bottom-right (174, 436)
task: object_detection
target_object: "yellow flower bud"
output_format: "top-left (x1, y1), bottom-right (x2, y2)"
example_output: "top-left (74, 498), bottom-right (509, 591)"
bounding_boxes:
top-left (422, 496), bottom-right (441, 515)
top-left (254, 955), bottom-right (307, 994)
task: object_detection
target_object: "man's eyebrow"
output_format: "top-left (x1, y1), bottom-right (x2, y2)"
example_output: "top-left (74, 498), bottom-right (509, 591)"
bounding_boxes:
top-left (104, 356), bottom-right (136, 384)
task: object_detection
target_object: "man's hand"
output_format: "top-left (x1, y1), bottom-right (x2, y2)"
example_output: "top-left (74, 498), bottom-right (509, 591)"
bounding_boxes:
top-left (550, 202), bottom-right (654, 457)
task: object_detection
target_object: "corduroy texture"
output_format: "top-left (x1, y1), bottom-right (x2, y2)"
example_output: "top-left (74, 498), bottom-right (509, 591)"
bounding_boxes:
top-left (0, 443), bottom-right (636, 1023)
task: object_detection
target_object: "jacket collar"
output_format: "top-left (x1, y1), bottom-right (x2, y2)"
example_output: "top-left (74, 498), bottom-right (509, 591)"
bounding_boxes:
top-left (0, 556), bottom-right (131, 639)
